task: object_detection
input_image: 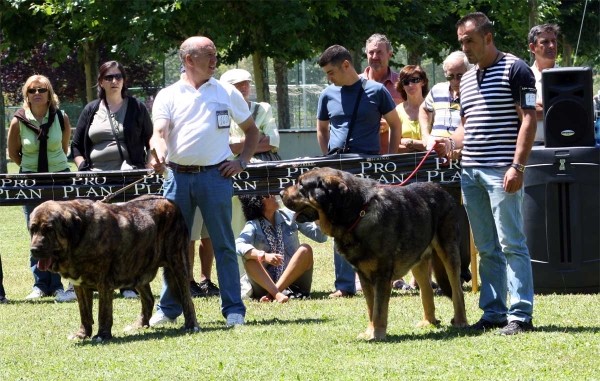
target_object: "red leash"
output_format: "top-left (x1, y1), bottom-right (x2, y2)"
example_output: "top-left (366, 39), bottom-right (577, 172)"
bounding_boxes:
top-left (379, 142), bottom-right (447, 188)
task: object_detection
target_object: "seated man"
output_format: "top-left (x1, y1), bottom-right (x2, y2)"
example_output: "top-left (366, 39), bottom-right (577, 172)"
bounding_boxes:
top-left (235, 195), bottom-right (327, 302)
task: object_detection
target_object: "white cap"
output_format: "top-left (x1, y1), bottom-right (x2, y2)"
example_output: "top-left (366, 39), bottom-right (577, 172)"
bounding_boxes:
top-left (220, 69), bottom-right (252, 85)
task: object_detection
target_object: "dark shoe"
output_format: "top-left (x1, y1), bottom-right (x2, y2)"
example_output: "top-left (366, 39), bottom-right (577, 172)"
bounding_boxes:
top-left (190, 281), bottom-right (204, 298)
top-left (199, 280), bottom-right (220, 297)
top-left (392, 279), bottom-right (414, 291)
top-left (0, 296), bottom-right (9, 304)
top-left (282, 284), bottom-right (309, 299)
top-left (461, 270), bottom-right (472, 283)
top-left (328, 289), bottom-right (353, 298)
top-left (467, 318), bottom-right (508, 331)
top-left (495, 320), bottom-right (534, 336)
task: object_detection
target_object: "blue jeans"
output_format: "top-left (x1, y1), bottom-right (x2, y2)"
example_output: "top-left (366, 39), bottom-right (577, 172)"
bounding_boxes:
top-left (23, 203), bottom-right (64, 294)
top-left (461, 166), bottom-right (534, 323)
top-left (156, 167), bottom-right (245, 319)
top-left (22, 167), bottom-right (69, 295)
top-left (334, 245), bottom-right (356, 294)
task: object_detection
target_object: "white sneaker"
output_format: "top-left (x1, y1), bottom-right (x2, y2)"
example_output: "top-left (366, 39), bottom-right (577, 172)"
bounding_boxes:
top-left (54, 289), bottom-right (77, 302)
top-left (226, 313), bottom-right (245, 327)
top-left (149, 312), bottom-right (177, 327)
top-left (122, 290), bottom-right (138, 299)
top-left (25, 289), bottom-right (47, 300)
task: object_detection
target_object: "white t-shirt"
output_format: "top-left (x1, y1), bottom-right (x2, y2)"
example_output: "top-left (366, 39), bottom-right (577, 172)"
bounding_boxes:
top-left (531, 62), bottom-right (558, 143)
top-left (152, 78), bottom-right (251, 166)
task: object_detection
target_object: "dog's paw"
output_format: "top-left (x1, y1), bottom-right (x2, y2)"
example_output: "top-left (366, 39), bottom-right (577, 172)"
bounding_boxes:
top-left (416, 319), bottom-right (440, 328)
top-left (67, 331), bottom-right (89, 340)
top-left (184, 324), bottom-right (201, 333)
top-left (124, 320), bottom-right (148, 332)
top-left (357, 331), bottom-right (376, 340)
top-left (91, 334), bottom-right (112, 342)
top-left (450, 317), bottom-right (469, 327)
top-left (357, 331), bottom-right (385, 341)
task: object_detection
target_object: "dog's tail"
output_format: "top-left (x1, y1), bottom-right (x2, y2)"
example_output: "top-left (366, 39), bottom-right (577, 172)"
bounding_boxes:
top-left (432, 250), bottom-right (452, 299)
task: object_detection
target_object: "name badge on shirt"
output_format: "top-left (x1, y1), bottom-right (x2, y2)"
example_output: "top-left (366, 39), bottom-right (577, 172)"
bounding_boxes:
top-left (216, 110), bottom-right (230, 129)
top-left (520, 86), bottom-right (537, 108)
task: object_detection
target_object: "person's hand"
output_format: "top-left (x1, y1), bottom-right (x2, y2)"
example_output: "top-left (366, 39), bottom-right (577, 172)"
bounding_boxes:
top-left (379, 118), bottom-right (389, 134)
top-left (264, 253), bottom-right (283, 266)
top-left (503, 167), bottom-right (524, 194)
top-left (433, 137), bottom-right (451, 157)
top-left (219, 160), bottom-right (244, 178)
top-left (150, 149), bottom-right (166, 174)
top-left (449, 148), bottom-right (462, 161)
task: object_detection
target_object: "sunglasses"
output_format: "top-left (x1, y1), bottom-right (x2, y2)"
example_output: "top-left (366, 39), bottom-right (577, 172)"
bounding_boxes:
top-left (103, 74), bottom-right (124, 82)
top-left (402, 77), bottom-right (423, 86)
top-left (27, 88), bottom-right (48, 94)
top-left (445, 73), bottom-right (464, 81)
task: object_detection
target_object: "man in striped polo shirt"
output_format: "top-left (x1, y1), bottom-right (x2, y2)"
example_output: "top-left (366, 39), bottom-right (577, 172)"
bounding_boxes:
top-left (436, 12), bottom-right (537, 335)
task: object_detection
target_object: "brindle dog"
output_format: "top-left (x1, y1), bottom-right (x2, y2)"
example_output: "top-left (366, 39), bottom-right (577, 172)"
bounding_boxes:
top-left (281, 167), bottom-right (468, 340)
top-left (29, 195), bottom-right (199, 341)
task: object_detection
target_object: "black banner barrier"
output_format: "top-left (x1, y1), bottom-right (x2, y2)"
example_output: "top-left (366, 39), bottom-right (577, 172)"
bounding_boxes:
top-left (0, 152), bottom-right (462, 206)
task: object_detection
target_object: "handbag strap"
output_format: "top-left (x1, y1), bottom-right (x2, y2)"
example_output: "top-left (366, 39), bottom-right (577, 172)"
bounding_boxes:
top-left (251, 102), bottom-right (260, 121)
top-left (342, 78), bottom-right (366, 152)
top-left (103, 98), bottom-right (125, 163)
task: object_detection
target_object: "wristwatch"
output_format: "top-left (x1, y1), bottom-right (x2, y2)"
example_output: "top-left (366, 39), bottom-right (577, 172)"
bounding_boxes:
top-left (257, 250), bottom-right (265, 262)
top-left (406, 139), bottom-right (414, 149)
top-left (511, 163), bottom-right (526, 173)
top-left (238, 158), bottom-right (247, 170)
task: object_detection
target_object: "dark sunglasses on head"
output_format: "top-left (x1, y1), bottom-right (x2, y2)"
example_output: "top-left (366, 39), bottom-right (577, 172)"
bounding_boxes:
top-left (103, 74), bottom-right (124, 82)
top-left (402, 77), bottom-right (422, 86)
top-left (27, 88), bottom-right (48, 94)
top-left (446, 73), bottom-right (464, 81)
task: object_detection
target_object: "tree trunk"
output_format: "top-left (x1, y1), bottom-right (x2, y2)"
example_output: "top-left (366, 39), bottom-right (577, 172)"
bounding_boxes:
top-left (273, 57), bottom-right (290, 130)
top-left (528, 0), bottom-right (539, 64)
top-left (0, 67), bottom-right (6, 173)
top-left (407, 50), bottom-right (422, 66)
top-left (252, 51), bottom-right (270, 103)
top-left (562, 38), bottom-right (573, 67)
top-left (350, 42), bottom-right (363, 74)
top-left (82, 41), bottom-right (99, 103)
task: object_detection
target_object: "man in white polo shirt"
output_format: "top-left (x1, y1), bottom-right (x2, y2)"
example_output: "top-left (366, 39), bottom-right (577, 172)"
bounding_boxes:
top-left (149, 36), bottom-right (259, 327)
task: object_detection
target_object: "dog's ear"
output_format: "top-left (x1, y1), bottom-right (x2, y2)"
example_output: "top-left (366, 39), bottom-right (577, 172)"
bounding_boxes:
top-left (58, 208), bottom-right (82, 247)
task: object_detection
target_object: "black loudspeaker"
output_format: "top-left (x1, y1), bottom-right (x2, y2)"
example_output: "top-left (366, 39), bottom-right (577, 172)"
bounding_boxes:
top-left (543, 67), bottom-right (595, 148)
top-left (523, 146), bottom-right (600, 294)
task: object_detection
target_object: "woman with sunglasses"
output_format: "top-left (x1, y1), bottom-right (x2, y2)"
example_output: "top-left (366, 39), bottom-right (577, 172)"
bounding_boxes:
top-left (394, 65), bottom-right (430, 153)
top-left (72, 61), bottom-right (152, 173)
top-left (7, 74), bottom-right (76, 302)
top-left (71, 61), bottom-right (152, 299)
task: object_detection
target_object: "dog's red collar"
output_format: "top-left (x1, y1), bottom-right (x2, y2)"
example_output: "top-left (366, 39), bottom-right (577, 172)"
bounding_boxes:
top-left (346, 201), bottom-right (371, 233)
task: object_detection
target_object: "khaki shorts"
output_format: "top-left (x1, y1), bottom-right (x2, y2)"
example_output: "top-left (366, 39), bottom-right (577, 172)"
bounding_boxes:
top-left (190, 207), bottom-right (210, 240)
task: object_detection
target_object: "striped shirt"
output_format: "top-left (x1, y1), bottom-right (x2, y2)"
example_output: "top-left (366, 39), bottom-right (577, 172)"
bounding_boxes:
top-left (460, 53), bottom-right (536, 167)
top-left (423, 82), bottom-right (461, 138)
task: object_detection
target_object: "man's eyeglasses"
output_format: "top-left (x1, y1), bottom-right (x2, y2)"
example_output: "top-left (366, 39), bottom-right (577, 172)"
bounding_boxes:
top-left (402, 77), bottom-right (423, 86)
top-left (103, 74), bottom-right (124, 82)
top-left (445, 73), bottom-right (464, 81)
top-left (27, 88), bottom-right (48, 94)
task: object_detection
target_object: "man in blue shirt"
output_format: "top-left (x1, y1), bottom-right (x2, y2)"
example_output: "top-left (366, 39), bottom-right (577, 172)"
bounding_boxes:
top-left (316, 44), bottom-right (402, 297)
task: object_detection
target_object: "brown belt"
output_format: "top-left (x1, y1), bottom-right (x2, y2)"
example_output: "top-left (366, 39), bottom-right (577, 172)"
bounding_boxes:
top-left (167, 161), bottom-right (226, 174)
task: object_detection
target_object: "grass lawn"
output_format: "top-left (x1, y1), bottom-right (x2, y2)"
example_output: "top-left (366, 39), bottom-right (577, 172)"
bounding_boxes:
top-left (0, 163), bottom-right (599, 380)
